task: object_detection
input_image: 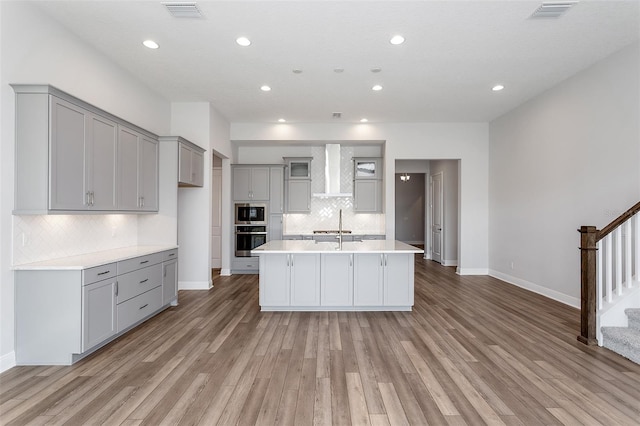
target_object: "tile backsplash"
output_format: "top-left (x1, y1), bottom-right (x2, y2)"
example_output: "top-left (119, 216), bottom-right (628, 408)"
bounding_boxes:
top-left (283, 146), bottom-right (386, 235)
top-left (13, 214), bottom-right (138, 265)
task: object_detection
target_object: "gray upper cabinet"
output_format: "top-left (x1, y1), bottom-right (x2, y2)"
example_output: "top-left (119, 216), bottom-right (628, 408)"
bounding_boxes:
top-left (117, 127), bottom-right (159, 212)
top-left (353, 157), bottom-right (383, 213)
top-left (233, 166), bottom-right (270, 200)
top-left (12, 84), bottom-right (159, 214)
top-left (287, 180), bottom-right (311, 213)
top-left (178, 138), bottom-right (205, 187)
top-left (269, 166), bottom-right (284, 214)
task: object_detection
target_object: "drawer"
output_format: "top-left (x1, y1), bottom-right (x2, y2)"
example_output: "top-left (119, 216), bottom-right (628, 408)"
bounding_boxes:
top-left (117, 264), bottom-right (162, 304)
top-left (118, 252), bottom-right (164, 275)
top-left (83, 263), bottom-right (117, 285)
top-left (232, 258), bottom-right (259, 270)
top-left (161, 249), bottom-right (178, 262)
top-left (116, 286), bottom-right (162, 333)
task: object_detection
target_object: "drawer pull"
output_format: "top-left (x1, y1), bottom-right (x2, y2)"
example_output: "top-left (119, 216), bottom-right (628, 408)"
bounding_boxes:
top-left (139, 279), bottom-right (148, 284)
top-left (97, 270), bottom-right (111, 276)
top-left (168, 253), bottom-right (175, 257)
top-left (140, 260), bottom-right (149, 264)
top-left (139, 303), bottom-right (148, 310)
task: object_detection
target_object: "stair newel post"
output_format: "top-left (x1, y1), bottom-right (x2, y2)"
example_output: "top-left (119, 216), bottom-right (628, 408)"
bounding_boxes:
top-left (578, 226), bottom-right (598, 345)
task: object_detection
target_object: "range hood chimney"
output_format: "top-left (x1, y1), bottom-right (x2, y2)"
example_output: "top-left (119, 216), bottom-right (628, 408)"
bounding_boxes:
top-left (313, 144), bottom-right (352, 197)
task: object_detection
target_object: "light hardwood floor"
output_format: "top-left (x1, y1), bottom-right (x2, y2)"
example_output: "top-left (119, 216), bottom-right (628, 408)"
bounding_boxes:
top-left (2, 256), bottom-right (640, 425)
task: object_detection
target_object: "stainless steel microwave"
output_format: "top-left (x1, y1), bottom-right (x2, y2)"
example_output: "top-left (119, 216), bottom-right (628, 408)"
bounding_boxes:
top-left (235, 203), bottom-right (267, 225)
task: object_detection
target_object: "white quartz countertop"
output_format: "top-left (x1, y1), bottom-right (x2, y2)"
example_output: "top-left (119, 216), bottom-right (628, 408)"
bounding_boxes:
top-left (252, 239), bottom-right (422, 254)
top-left (12, 245), bottom-right (178, 270)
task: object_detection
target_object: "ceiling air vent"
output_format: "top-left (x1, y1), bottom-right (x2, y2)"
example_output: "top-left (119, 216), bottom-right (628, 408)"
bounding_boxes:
top-left (162, 2), bottom-right (204, 19)
top-left (529, 1), bottom-right (578, 19)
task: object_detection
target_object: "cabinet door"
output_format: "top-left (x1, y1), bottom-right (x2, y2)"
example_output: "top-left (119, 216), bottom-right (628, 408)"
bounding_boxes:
top-left (321, 253), bottom-right (353, 306)
top-left (82, 278), bottom-right (117, 351)
top-left (233, 167), bottom-right (251, 200)
top-left (250, 167), bottom-right (270, 200)
top-left (287, 180), bottom-right (311, 213)
top-left (354, 180), bottom-right (381, 213)
top-left (353, 253), bottom-right (383, 306)
top-left (50, 97), bottom-right (89, 210)
top-left (192, 149), bottom-right (204, 187)
top-left (163, 259), bottom-right (178, 305)
top-left (117, 126), bottom-right (140, 210)
top-left (383, 254), bottom-right (414, 306)
top-left (139, 136), bottom-right (158, 211)
top-left (269, 167), bottom-right (284, 213)
top-left (178, 144), bottom-right (192, 184)
top-left (260, 254), bottom-right (290, 306)
top-left (87, 114), bottom-right (118, 210)
top-left (290, 254), bottom-right (320, 306)
top-left (354, 158), bottom-right (381, 180)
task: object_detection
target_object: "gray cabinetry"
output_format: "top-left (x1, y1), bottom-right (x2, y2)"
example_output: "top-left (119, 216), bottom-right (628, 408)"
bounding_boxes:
top-left (353, 253), bottom-right (413, 307)
top-left (12, 84), bottom-right (158, 214)
top-left (259, 253), bottom-right (320, 307)
top-left (15, 248), bottom-right (178, 365)
top-left (233, 166), bottom-right (270, 200)
top-left (353, 157), bottom-right (383, 213)
top-left (269, 166), bottom-right (284, 214)
top-left (119, 128), bottom-right (158, 212)
top-left (178, 138), bottom-right (205, 187)
top-left (286, 180), bottom-right (311, 213)
top-left (353, 254), bottom-right (384, 306)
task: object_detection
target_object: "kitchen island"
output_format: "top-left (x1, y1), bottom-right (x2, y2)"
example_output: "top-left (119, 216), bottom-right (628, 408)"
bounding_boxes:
top-left (252, 240), bottom-right (422, 311)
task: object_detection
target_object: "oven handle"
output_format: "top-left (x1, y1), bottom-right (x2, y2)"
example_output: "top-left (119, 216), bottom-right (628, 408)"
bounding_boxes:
top-left (235, 232), bottom-right (268, 235)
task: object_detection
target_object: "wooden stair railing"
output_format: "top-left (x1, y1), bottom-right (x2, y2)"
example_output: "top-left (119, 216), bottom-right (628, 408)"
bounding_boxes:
top-left (578, 200), bottom-right (640, 345)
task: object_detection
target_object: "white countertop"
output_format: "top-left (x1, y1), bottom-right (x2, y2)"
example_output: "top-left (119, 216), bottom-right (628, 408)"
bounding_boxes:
top-left (12, 245), bottom-right (178, 270)
top-left (252, 239), bottom-right (422, 254)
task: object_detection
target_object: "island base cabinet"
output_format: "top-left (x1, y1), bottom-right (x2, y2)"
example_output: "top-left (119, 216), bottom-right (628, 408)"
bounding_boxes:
top-left (82, 278), bottom-right (117, 352)
top-left (321, 253), bottom-right (353, 306)
top-left (383, 253), bottom-right (414, 307)
top-left (290, 254), bottom-right (320, 306)
top-left (353, 254), bottom-right (384, 306)
top-left (260, 253), bottom-right (290, 306)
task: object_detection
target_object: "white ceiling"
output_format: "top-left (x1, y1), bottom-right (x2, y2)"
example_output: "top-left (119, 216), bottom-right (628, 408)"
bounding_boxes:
top-left (34, 1), bottom-right (640, 123)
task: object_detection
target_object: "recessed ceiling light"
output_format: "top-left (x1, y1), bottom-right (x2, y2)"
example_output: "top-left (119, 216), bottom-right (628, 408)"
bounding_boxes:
top-left (492, 84), bottom-right (505, 91)
top-left (360, 118), bottom-right (369, 123)
top-left (334, 68), bottom-right (345, 73)
top-left (390, 35), bottom-right (405, 45)
top-left (278, 118), bottom-right (286, 123)
top-left (260, 85), bottom-right (271, 92)
top-left (142, 40), bottom-right (159, 49)
top-left (370, 68), bottom-right (382, 73)
top-left (292, 69), bottom-right (303, 74)
top-left (372, 85), bottom-right (383, 91)
top-left (236, 37), bottom-right (251, 47)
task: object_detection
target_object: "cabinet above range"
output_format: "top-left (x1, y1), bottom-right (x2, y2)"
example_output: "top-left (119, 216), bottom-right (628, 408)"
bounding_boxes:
top-left (11, 84), bottom-right (159, 214)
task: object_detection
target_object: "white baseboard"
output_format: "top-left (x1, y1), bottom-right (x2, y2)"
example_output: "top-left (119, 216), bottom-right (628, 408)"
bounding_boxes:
top-left (456, 267), bottom-right (489, 275)
top-left (1, 351), bottom-right (16, 373)
top-left (442, 259), bottom-right (458, 267)
top-left (178, 280), bottom-right (212, 290)
top-left (220, 268), bottom-right (231, 276)
top-left (489, 269), bottom-right (580, 308)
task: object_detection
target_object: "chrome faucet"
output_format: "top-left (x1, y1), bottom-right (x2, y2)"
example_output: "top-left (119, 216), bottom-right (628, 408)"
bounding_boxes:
top-left (337, 209), bottom-right (343, 250)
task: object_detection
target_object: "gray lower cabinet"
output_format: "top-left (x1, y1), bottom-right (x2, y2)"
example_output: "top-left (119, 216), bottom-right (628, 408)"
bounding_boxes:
top-left (353, 253), bottom-right (413, 307)
top-left (15, 248), bottom-right (177, 365)
top-left (259, 253), bottom-right (320, 307)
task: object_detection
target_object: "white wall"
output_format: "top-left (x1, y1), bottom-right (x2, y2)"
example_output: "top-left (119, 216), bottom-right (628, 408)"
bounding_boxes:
top-left (230, 122), bottom-right (489, 274)
top-left (0, 2), bottom-right (171, 371)
top-left (430, 160), bottom-right (459, 265)
top-left (489, 42), bottom-right (640, 307)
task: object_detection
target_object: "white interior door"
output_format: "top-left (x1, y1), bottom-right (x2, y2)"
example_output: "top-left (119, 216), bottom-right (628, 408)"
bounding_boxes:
top-left (211, 165), bottom-right (222, 268)
top-left (431, 172), bottom-right (443, 264)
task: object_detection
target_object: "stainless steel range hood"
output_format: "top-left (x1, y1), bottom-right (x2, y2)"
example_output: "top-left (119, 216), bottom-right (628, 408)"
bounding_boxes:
top-left (312, 144), bottom-right (352, 197)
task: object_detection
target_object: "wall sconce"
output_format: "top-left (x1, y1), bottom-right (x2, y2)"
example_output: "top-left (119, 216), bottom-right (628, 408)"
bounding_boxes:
top-left (400, 172), bottom-right (410, 182)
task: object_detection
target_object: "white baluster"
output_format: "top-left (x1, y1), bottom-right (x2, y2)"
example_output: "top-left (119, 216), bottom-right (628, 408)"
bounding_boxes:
top-left (605, 234), bottom-right (613, 303)
top-left (625, 220), bottom-right (632, 288)
top-left (597, 240), bottom-right (603, 311)
top-left (615, 227), bottom-right (623, 296)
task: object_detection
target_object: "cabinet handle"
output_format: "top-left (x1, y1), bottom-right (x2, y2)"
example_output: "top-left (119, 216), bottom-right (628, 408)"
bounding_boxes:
top-left (97, 270), bottom-right (110, 276)
top-left (384, 254), bottom-right (387, 266)
top-left (115, 281), bottom-right (119, 296)
top-left (139, 303), bottom-right (148, 310)
top-left (139, 278), bottom-right (148, 284)
top-left (168, 253), bottom-right (175, 257)
top-left (286, 255), bottom-right (289, 267)
top-left (86, 191), bottom-right (91, 206)
top-left (140, 260), bottom-right (149, 264)
top-left (164, 267), bottom-right (167, 277)
top-left (141, 196), bottom-right (145, 207)
top-left (291, 255), bottom-right (293, 267)
top-left (380, 254), bottom-right (383, 266)
top-left (91, 191), bottom-right (95, 206)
